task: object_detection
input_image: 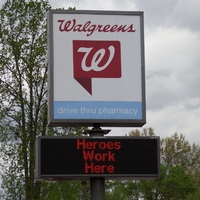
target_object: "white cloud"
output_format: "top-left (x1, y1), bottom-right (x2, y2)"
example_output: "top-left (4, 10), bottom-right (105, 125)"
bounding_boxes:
top-left (146, 27), bottom-right (200, 110)
top-left (146, 98), bottom-right (200, 144)
top-left (50, 0), bottom-right (137, 11)
top-left (169, 0), bottom-right (200, 31)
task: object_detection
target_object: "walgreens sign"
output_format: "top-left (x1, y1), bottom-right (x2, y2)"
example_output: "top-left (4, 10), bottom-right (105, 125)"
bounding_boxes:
top-left (57, 19), bottom-right (136, 36)
top-left (48, 10), bottom-right (146, 127)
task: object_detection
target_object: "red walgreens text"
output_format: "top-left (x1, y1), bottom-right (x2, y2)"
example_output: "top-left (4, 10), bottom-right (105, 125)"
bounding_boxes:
top-left (77, 139), bottom-right (121, 174)
top-left (57, 19), bottom-right (136, 36)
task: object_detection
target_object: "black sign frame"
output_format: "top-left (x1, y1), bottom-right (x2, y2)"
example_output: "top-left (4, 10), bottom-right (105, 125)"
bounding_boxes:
top-left (35, 136), bottom-right (160, 180)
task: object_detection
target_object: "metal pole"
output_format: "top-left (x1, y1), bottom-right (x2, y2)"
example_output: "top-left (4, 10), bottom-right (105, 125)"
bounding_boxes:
top-left (90, 178), bottom-right (105, 200)
top-left (86, 124), bottom-right (110, 200)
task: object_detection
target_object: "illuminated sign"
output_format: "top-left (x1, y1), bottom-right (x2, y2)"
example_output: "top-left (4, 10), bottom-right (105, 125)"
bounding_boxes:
top-left (48, 10), bottom-right (146, 127)
top-left (35, 136), bottom-right (160, 180)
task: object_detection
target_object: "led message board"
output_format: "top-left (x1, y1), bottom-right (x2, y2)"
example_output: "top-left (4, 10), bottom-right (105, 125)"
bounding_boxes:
top-left (48, 10), bottom-right (146, 127)
top-left (35, 137), bottom-right (160, 180)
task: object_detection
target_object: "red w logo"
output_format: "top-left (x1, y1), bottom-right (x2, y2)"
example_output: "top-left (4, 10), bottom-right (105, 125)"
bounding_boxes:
top-left (73, 40), bottom-right (121, 95)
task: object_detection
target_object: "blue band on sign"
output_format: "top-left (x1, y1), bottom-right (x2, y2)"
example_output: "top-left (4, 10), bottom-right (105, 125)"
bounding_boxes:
top-left (54, 101), bottom-right (142, 119)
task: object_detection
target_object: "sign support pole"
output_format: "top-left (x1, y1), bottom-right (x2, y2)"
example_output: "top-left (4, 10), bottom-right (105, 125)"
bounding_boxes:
top-left (90, 178), bottom-right (105, 200)
top-left (85, 124), bottom-right (110, 200)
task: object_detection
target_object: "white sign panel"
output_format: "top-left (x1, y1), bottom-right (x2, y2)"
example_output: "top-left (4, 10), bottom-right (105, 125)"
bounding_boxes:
top-left (48, 10), bottom-right (146, 127)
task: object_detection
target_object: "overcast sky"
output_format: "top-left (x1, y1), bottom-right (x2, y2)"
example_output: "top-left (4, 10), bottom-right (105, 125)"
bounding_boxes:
top-left (1, 0), bottom-right (200, 144)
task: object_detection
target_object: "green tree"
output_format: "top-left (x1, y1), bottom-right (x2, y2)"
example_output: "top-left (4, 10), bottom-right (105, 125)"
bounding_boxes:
top-left (105, 181), bottom-right (131, 200)
top-left (140, 165), bottom-right (197, 200)
top-left (127, 127), bottom-right (155, 137)
top-left (186, 188), bottom-right (200, 200)
top-left (38, 181), bottom-right (90, 200)
top-left (0, 0), bottom-right (86, 199)
top-left (160, 133), bottom-right (200, 181)
top-left (0, 0), bottom-right (51, 198)
top-left (125, 129), bottom-right (200, 200)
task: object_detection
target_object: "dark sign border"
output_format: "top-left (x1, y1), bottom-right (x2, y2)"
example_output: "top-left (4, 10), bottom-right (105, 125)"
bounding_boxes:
top-left (35, 136), bottom-right (160, 180)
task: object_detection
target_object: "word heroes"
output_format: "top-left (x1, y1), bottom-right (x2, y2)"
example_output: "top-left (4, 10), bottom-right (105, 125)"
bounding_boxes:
top-left (77, 139), bottom-right (121, 174)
